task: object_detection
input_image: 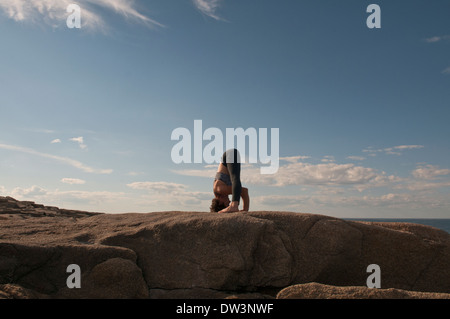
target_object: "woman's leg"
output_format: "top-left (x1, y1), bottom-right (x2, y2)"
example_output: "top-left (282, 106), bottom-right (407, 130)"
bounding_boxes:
top-left (223, 149), bottom-right (242, 203)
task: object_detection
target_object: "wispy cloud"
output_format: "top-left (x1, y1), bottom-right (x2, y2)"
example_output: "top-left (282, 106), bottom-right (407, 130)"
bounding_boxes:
top-left (127, 181), bottom-right (187, 193)
top-left (6, 185), bottom-right (127, 212)
top-left (250, 162), bottom-right (394, 188)
top-left (424, 35), bottom-right (450, 43)
top-left (423, 36), bottom-right (450, 75)
top-left (321, 155), bottom-right (335, 163)
top-left (0, 143), bottom-right (112, 174)
top-left (127, 171), bottom-right (144, 176)
top-left (61, 178), bottom-right (86, 185)
top-left (347, 156), bottom-right (366, 161)
top-left (127, 181), bottom-right (212, 208)
top-left (412, 164), bottom-right (450, 180)
top-left (88, 0), bottom-right (164, 27)
top-left (22, 128), bottom-right (56, 134)
top-left (69, 136), bottom-right (87, 150)
top-left (7, 181), bottom-right (225, 213)
top-left (363, 145), bottom-right (424, 156)
top-left (280, 155), bottom-right (311, 163)
top-left (193, 0), bottom-right (225, 21)
top-left (173, 159), bottom-right (395, 189)
top-left (0, 0), bottom-right (164, 31)
top-left (11, 185), bottom-right (48, 197)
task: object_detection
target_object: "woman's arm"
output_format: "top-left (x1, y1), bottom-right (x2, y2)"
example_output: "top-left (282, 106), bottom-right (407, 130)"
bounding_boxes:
top-left (241, 187), bottom-right (249, 211)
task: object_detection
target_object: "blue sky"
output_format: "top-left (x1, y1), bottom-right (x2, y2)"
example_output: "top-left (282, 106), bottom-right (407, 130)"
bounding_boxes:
top-left (1, 0), bottom-right (450, 218)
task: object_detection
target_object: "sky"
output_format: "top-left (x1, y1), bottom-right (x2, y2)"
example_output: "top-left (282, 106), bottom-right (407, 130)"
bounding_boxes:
top-left (1, 0), bottom-right (450, 218)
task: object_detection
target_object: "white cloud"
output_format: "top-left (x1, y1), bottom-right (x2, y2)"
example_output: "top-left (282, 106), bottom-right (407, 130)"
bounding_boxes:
top-left (321, 155), bottom-right (335, 163)
top-left (398, 181), bottom-right (450, 192)
top-left (392, 145), bottom-right (424, 150)
top-left (280, 155), bottom-right (311, 163)
top-left (69, 136), bottom-right (87, 150)
top-left (412, 164), bottom-right (450, 180)
top-left (7, 186), bottom-right (129, 212)
top-left (363, 145), bottom-right (424, 156)
top-left (193, 0), bottom-right (224, 21)
top-left (127, 181), bottom-right (187, 193)
top-left (61, 178), bottom-right (86, 185)
top-left (0, 185), bottom-right (7, 195)
top-left (254, 190), bottom-right (450, 213)
top-left (255, 194), bottom-right (311, 207)
top-left (338, 193), bottom-right (416, 208)
top-left (87, 0), bottom-right (164, 27)
top-left (0, 0), bottom-right (164, 31)
top-left (382, 164), bottom-right (450, 192)
top-left (127, 171), bottom-right (144, 176)
top-left (265, 162), bottom-right (386, 187)
top-left (55, 190), bottom-right (126, 202)
top-left (424, 35), bottom-right (450, 43)
top-left (172, 167), bottom-right (217, 179)
top-left (51, 139), bottom-right (61, 144)
top-left (425, 36), bottom-right (441, 43)
top-left (11, 185), bottom-right (48, 197)
top-left (127, 181), bottom-right (212, 210)
top-left (347, 156), bottom-right (366, 161)
top-left (442, 67), bottom-right (450, 75)
top-left (172, 159), bottom-right (395, 189)
top-left (23, 128), bottom-right (55, 134)
top-left (171, 148), bottom-right (431, 194)
top-left (0, 143), bottom-right (112, 174)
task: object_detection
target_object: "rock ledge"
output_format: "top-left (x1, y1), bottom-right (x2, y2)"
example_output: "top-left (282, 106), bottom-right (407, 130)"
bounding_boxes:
top-left (1, 197), bottom-right (449, 299)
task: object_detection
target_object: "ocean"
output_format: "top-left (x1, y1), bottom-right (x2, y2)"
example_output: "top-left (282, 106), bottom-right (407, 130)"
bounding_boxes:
top-left (345, 218), bottom-right (450, 234)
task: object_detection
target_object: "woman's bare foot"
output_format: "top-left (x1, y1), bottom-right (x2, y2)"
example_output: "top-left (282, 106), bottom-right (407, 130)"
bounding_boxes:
top-left (218, 201), bottom-right (239, 213)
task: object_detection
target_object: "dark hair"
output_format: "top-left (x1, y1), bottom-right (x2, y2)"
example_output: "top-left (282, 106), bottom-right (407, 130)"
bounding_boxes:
top-left (210, 198), bottom-right (227, 212)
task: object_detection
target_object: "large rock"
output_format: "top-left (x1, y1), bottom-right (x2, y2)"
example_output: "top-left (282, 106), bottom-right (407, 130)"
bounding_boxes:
top-left (276, 282), bottom-right (450, 299)
top-left (0, 243), bottom-right (138, 297)
top-left (1, 197), bottom-right (449, 298)
top-left (56, 257), bottom-right (149, 299)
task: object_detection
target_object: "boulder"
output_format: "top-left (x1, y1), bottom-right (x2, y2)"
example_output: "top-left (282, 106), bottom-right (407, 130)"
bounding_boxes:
top-left (1, 197), bottom-right (449, 298)
top-left (56, 258), bottom-right (149, 299)
top-left (0, 242), bottom-right (138, 296)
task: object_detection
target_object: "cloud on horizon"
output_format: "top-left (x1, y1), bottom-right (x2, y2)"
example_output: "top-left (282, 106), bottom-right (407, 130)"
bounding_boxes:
top-left (170, 147), bottom-right (450, 196)
top-left (171, 157), bottom-right (397, 189)
top-left (412, 164), bottom-right (450, 180)
top-left (127, 181), bottom-right (187, 193)
top-left (363, 145), bottom-right (424, 156)
top-left (61, 178), bottom-right (86, 185)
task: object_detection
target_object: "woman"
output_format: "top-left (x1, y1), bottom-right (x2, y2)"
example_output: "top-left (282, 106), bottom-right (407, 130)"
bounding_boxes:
top-left (210, 148), bottom-right (250, 213)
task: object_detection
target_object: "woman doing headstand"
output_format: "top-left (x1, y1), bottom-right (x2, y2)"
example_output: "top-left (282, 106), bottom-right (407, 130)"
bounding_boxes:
top-left (210, 149), bottom-right (250, 213)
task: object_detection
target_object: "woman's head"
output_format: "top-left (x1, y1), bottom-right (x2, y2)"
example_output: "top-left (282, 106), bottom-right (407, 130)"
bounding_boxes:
top-left (210, 193), bottom-right (230, 212)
